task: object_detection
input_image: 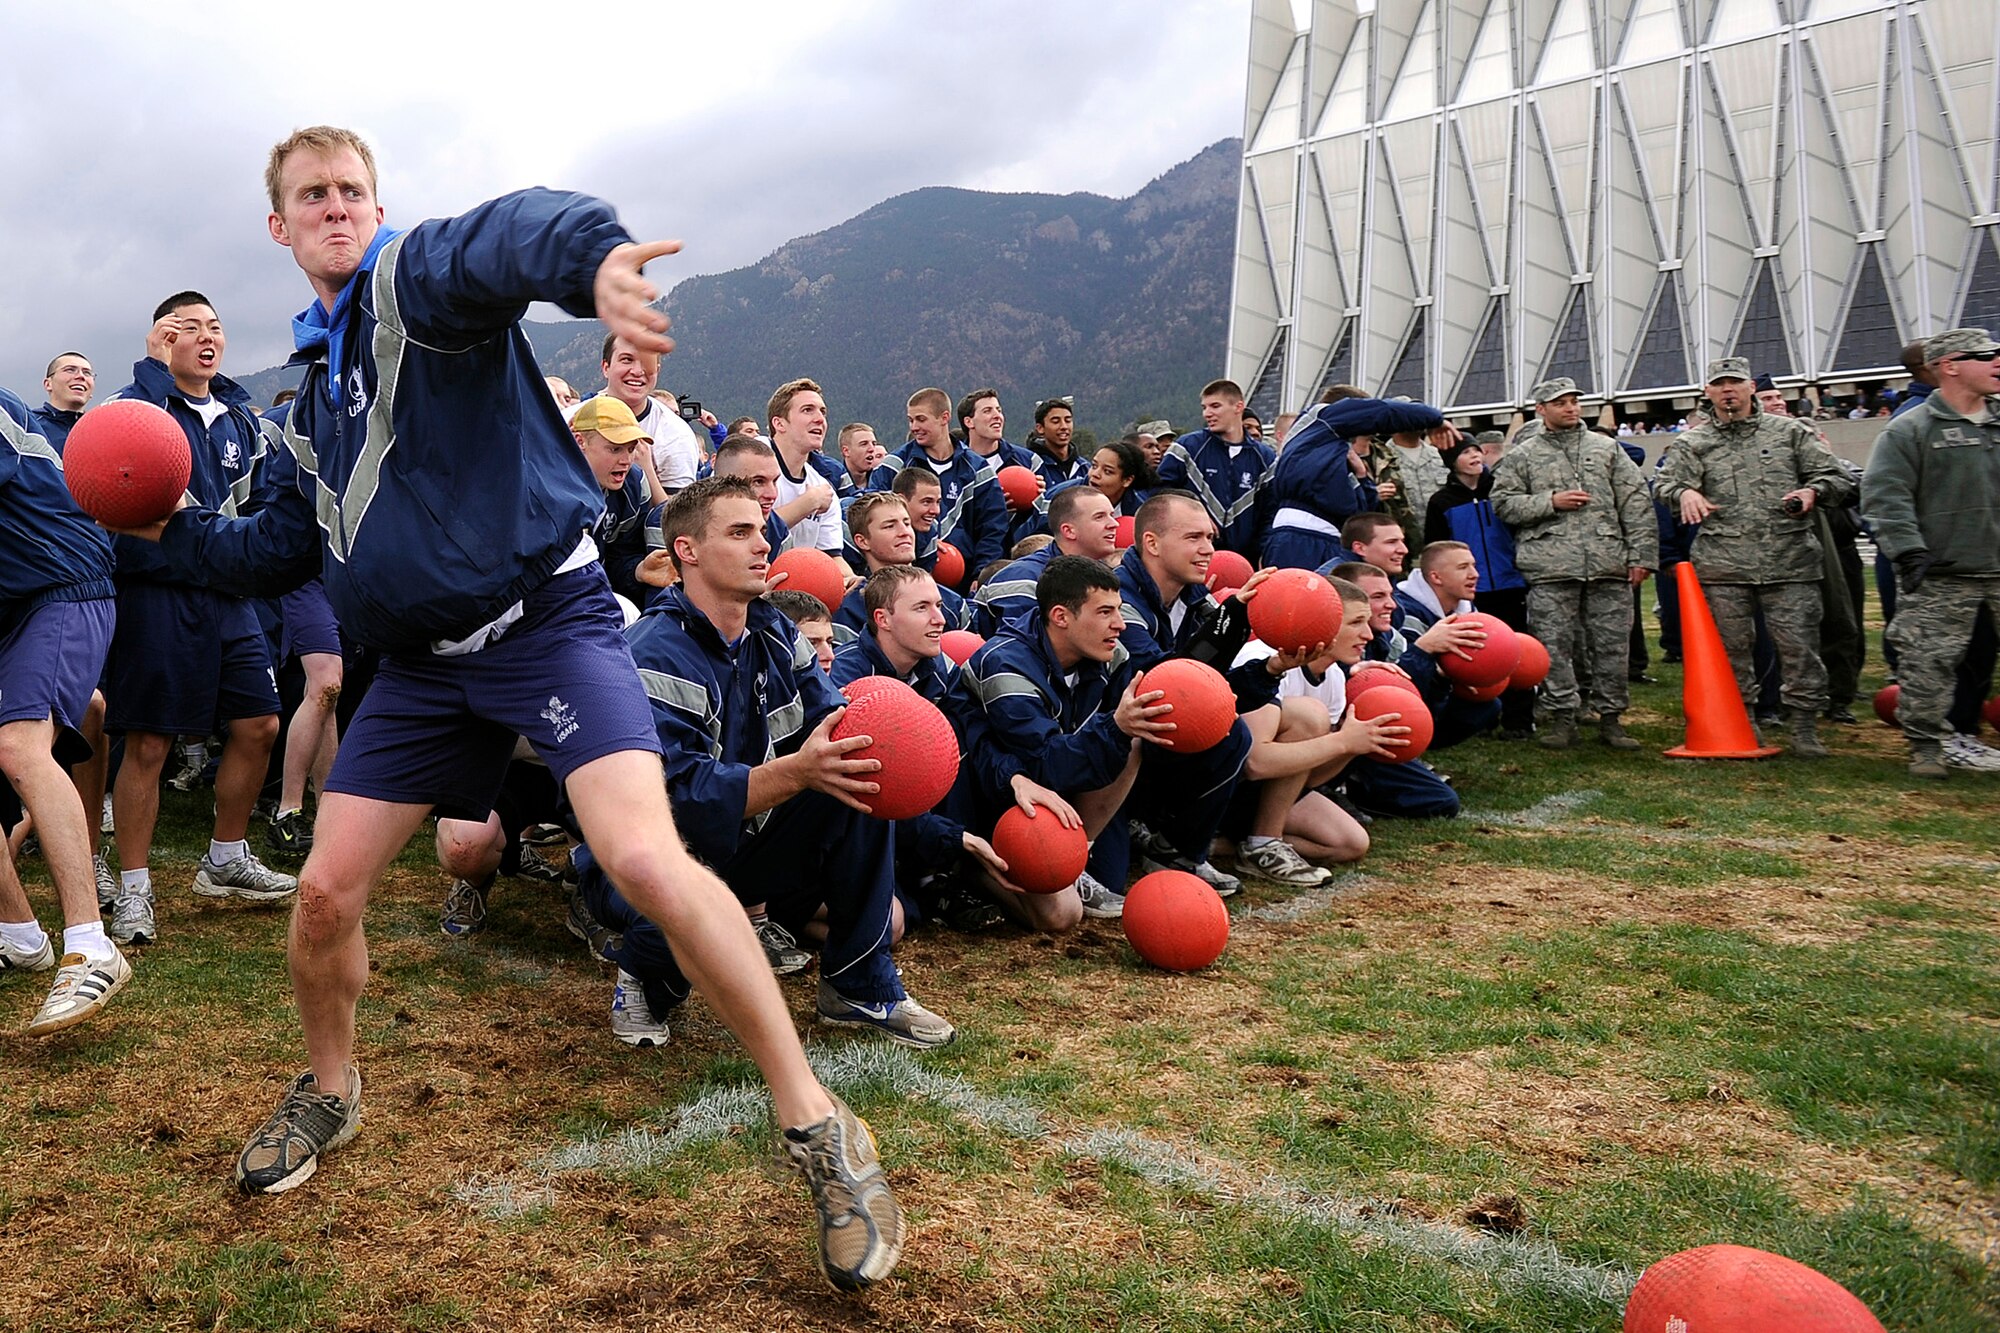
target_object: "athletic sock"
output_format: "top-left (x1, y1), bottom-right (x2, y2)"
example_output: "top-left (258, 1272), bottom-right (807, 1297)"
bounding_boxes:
top-left (276, 808), bottom-right (302, 820)
top-left (1243, 835), bottom-right (1279, 850)
top-left (0, 919), bottom-right (50, 953)
top-left (208, 839), bottom-right (248, 866)
top-left (62, 920), bottom-right (116, 964)
top-left (120, 868), bottom-right (152, 894)
top-left (749, 910), bottom-right (771, 928)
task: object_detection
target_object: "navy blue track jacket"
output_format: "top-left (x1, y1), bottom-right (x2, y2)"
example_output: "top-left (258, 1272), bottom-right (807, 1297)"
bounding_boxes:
top-left (0, 388), bottom-right (115, 607)
top-left (155, 190), bottom-right (621, 654)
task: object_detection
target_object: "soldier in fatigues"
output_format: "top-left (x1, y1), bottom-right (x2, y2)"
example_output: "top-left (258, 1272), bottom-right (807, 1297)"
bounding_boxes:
top-left (1861, 328), bottom-right (2000, 780)
top-left (1491, 379), bottom-right (1658, 749)
top-left (1654, 358), bottom-right (1857, 758)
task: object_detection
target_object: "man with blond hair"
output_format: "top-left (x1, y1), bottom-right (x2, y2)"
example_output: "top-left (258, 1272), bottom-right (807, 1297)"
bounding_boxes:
top-left (118, 124), bottom-right (905, 1292)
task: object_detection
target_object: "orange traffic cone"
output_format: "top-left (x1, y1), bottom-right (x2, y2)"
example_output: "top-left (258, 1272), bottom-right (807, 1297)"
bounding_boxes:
top-left (1664, 562), bottom-right (1782, 759)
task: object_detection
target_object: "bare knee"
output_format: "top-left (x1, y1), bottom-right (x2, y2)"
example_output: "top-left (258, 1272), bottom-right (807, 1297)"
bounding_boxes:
top-left (435, 817), bottom-right (502, 878)
top-left (294, 874), bottom-right (365, 951)
top-left (123, 732), bottom-right (174, 771)
top-left (233, 714), bottom-right (280, 749)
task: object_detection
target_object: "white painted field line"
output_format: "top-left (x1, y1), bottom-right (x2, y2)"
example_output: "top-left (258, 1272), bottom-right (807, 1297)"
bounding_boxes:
top-left (1071, 1128), bottom-right (1634, 1304)
top-left (453, 1046), bottom-right (1630, 1304)
top-left (1461, 789), bottom-right (1602, 828)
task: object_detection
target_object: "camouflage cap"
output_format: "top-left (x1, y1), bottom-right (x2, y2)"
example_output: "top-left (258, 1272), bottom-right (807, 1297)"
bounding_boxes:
top-left (1474, 429), bottom-right (1505, 444)
top-left (1135, 419), bottom-right (1172, 436)
top-left (1530, 377), bottom-right (1580, 405)
top-left (1923, 328), bottom-right (2000, 363)
top-left (1704, 356), bottom-right (1752, 384)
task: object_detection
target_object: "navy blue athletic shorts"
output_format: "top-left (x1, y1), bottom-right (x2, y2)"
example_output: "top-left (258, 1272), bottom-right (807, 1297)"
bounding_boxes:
top-left (105, 583), bottom-right (278, 735)
top-left (326, 563), bottom-right (660, 821)
top-left (0, 596), bottom-right (114, 736)
top-left (279, 579), bottom-right (343, 661)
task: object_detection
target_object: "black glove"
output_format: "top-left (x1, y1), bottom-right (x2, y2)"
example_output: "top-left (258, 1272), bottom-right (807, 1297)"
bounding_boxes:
top-left (1178, 595), bottom-right (1253, 670)
top-left (1894, 551), bottom-right (1934, 594)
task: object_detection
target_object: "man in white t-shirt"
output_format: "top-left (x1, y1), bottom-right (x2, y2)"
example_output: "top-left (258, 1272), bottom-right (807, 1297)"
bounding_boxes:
top-left (767, 378), bottom-right (842, 553)
top-left (596, 333), bottom-right (698, 494)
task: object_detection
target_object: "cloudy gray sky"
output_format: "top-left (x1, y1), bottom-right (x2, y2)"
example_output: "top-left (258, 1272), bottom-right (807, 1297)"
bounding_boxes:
top-left (0, 0), bottom-right (1250, 397)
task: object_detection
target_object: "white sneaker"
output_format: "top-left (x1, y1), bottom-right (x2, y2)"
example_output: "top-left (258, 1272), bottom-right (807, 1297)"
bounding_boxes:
top-left (1237, 839), bottom-right (1331, 887)
top-left (611, 970), bottom-right (670, 1047)
top-left (26, 947), bottom-right (132, 1035)
top-left (1, 932), bottom-right (56, 973)
top-left (1075, 871), bottom-right (1126, 919)
top-left (109, 886), bottom-right (157, 945)
top-left (1942, 734), bottom-right (2000, 772)
top-left (194, 851), bottom-right (298, 903)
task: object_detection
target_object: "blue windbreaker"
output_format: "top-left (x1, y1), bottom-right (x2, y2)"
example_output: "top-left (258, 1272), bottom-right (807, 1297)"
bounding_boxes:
top-left (155, 190), bottom-right (622, 653)
top-left (626, 585), bottom-right (837, 866)
top-left (1154, 428), bottom-right (1277, 559)
top-left (0, 388), bottom-right (115, 607)
top-left (30, 404), bottom-right (83, 454)
top-left (111, 357), bottom-right (272, 586)
top-left (1268, 397), bottom-right (1443, 531)
top-left (951, 609), bottom-right (1129, 801)
top-left (867, 441), bottom-right (1008, 582)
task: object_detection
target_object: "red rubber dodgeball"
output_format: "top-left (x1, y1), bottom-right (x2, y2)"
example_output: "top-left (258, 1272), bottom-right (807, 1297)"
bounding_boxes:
top-left (1348, 662), bottom-right (1422, 699)
top-left (831, 678), bottom-right (959, 821)
top-left (1510, 633), bottom-right (1552, 689)
top-left (931, 541), bottom-right (966, 590)
top-left (60, 400), bottom-right (192, 528)
top-left (1453, 678), bottom-right (1508, 702)
top-left (996, 465), bottom-right (1043, 512)
top-left (1622, 1243), bottom-right (1885, 1333)
top-left (1436, 612), bottom-right (1521, 688)
top-left (1114, 515), bottom-right (1135, 549)
top-left (1122, 869), bottom-right (1229, 971)
top-left (939, 630), bottom-right (985, 664)
top-left (990, 806), bottom-right (1088, 894)
top-left (1872, 683), bottom-right (1900, 727)
top-left (1349, 684), bottom-right (1433, 762)
top-left (769, 548), bottom-right (849, 616)
top-left (1205, 549), bottom-right (1253, 595)
top-left (1136, 658), bottom-right (1236, 752)
top-left (1247, 567), bottom-right (1343, 654)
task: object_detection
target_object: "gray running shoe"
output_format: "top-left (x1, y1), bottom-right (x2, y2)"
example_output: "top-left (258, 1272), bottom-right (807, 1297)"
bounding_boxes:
top-left (816, 977), bottom-right (956, 1049)
top-left (108, 886), bottom-right (157, 945)
top-left (1142, 853), bottom-right (1241, 898)
top-left (784, 1093), bottom-right (905, 1291)
top-left (25, 944), bottom-right (131, 1040)
top-left (236, 1065), bottom-right (361, 1194)
top-left (0, 933), bottom-right (56, 973)
top-left (566, 888), bottom-right (621, 965)
top-left (439, 878), bottom-right (489, 939)
top-left (1237, 839), bottom-right (1330, 887)
top-left (26, 948), bottom-right (132, 1035)
top-left (514, 844), bottom-right (577, 887)
top-left (94, 854), bottom-right (118, 913)
top-left (166, 745), bottom-right (207, 792)
top-left (194, 851), bottom-right (298, 904)
top-left (1127, 820), bottom-right (1178, 864)
top-left (610, 969), bottom-right (670, 1047)
top-left (756, 917), bottom-right (813, 975)
top-left (1075, 871), bottom-right (1125, 919)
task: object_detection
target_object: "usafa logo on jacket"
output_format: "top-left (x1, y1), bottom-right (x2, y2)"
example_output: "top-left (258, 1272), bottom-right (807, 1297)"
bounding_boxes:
top-left (347, 367), bottom-right (368, 418)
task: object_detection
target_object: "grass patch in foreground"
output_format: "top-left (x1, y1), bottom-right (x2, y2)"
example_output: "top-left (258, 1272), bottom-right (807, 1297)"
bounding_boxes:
top-left (2, 628), bottom-right (1996, 1331)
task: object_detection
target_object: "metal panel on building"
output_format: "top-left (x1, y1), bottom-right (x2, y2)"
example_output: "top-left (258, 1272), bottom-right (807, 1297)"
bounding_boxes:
top-left (1228, 0), bottom-right (2000, 420)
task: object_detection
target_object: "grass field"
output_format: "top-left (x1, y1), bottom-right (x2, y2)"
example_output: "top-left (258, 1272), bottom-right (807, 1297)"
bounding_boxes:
top-left (2, 629), bottom-right (1996, 1331)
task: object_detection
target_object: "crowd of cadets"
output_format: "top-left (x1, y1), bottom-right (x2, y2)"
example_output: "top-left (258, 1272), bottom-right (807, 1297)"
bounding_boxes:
top-left (8, 309), bottom-right (2000, 1057)
top-left (3, 304), bottom-right (2000, 1056)
top-left (1, 166), bottom-right (1995, 1315)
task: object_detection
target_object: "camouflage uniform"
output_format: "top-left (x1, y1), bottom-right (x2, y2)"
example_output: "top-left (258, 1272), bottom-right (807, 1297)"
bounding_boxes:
top-left (1490, 396), bottom-right (1658, 726)
top-left (1861, 329), bottom-right (2000, 768)
top-left (1360, 439), bottom-right (1418, 539)
top-left (1653, 400), bottom-right (1857, 718)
